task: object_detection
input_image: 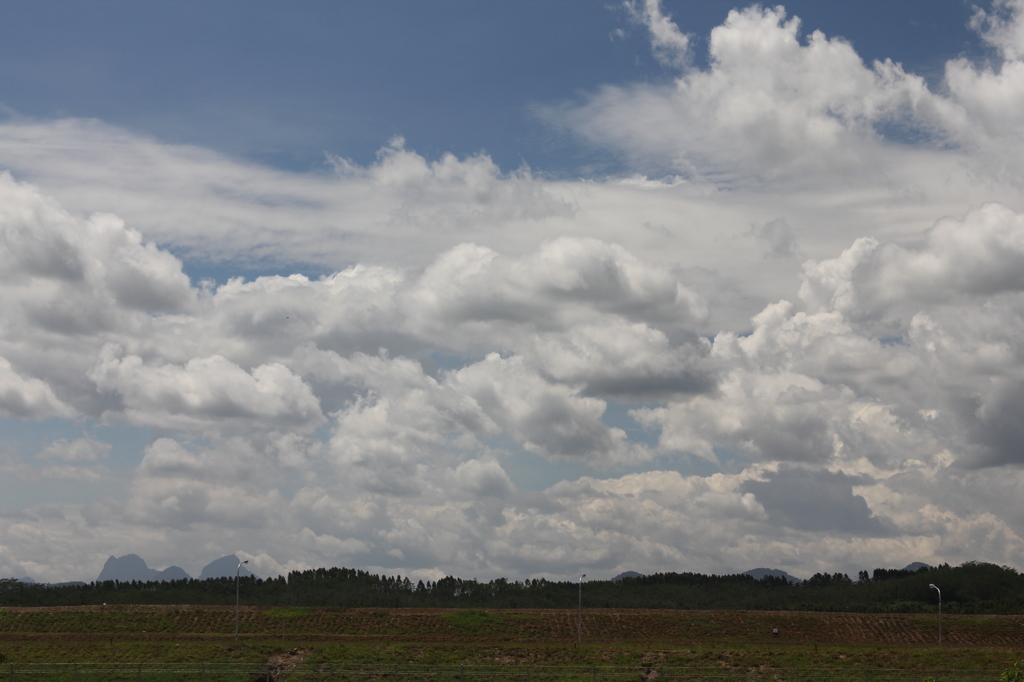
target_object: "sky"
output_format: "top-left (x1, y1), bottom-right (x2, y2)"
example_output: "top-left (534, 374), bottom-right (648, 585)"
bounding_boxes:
top-left (1, 0), bottom-right (1024, 584)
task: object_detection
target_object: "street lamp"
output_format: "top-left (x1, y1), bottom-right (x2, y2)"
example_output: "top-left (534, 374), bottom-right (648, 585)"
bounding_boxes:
top-left (929, 583), bottom-right (942, 646)
top-left (577, 574), bottom-right (586, 645)
top-left (235, 559), bottom-right (249, 640)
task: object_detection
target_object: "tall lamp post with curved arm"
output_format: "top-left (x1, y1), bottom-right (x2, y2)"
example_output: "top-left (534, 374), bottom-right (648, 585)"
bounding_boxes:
top-left (577, 574), bottom-right (586, 645)
top-left (929, 583), bottom-right (942, 646)
top-left (235, 560), bottom-right (249, 641)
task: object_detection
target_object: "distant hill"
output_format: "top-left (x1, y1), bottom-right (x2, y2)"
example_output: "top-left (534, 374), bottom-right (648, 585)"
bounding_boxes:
top-left (743, 567), bottom-right (803, 583)
top-left (97, 554), bottom-right (192, 583)
top-left (198, 555), bottom-right (255, 580)
top-left (18, 576), bottom-right (36, 584)
top-left (613, 569), bottom-right (804, 583)
top-left (93, 553), bottom-right (255, 583)
top-left (903, 562), bottom-right (931, 572)
top-left (158, 565), bottom-right (192, 581)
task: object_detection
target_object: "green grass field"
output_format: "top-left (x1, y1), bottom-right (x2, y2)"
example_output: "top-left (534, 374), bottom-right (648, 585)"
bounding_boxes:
top-left (1, 606), bottom-right (1022, 679)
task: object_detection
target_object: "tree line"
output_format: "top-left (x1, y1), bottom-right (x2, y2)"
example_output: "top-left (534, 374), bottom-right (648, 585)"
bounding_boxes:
top-left (2, 561), bottom-right (1022, 613)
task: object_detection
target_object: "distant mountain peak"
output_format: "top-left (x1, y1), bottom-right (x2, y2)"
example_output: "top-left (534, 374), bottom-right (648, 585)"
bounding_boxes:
top-left (743, 567), bottom-right (802, 583)
top-left (96, 554), bottom-right (192, 583)
top-left (198, 554), bottom-right (255, 580)
top-left (611, 571), bottom-right (644, 581)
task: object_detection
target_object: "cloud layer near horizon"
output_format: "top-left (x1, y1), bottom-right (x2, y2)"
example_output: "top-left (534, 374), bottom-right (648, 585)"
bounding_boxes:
top-left (3, 1), bottom-right (1024, 583)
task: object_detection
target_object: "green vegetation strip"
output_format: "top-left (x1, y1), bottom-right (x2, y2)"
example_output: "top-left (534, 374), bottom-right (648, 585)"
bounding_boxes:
top-left (1, 606), bottom-right (1024, 673)
top-left (0, 663), bottom-right (1015, 682)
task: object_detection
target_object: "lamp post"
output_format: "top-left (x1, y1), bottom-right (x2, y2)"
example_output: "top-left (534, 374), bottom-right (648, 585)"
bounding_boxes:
top-left (929, 583), bottom-right (942, 646)
top-left (577, 574), bottom-right (586, 645)
top-left (235, 559), bottom-right (249, 640)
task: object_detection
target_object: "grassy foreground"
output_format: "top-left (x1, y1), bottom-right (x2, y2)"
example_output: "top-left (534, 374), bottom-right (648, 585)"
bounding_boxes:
top-left (1, 606), bottom-right (1023, 672)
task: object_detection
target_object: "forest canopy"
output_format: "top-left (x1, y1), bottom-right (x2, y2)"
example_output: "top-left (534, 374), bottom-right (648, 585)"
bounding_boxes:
top-left (2, 562), bottom-right (1021, 614)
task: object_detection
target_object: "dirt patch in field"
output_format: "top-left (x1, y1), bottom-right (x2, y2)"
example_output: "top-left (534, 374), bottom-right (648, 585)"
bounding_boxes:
top-left (253, 647), bottom-right (312, 681)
